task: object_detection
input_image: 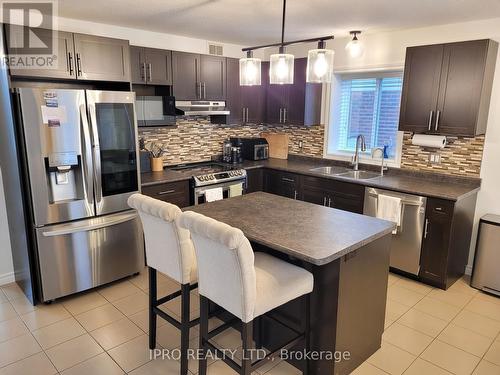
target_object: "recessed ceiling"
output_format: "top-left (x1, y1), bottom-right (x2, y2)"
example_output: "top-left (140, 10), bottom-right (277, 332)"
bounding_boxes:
top-left (58, 0), bottom-right (500, 45)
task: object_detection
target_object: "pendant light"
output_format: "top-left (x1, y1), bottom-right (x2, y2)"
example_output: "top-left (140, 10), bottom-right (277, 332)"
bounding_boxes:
top-left (269, 0), bottom-right (294, 84)
top-left (306, 40), bottom-right (335, 83)
top-left (239, 51), bottom-right (261, 86)
top-left (345, 31), bottom-right (364, 58)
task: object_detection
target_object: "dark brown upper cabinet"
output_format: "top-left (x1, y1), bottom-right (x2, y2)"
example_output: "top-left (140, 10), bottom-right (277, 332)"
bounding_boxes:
top-left (130, 46), bottom-right (172, 85)
top-left (265, 58), bottom-right (322, 126)
top-left (6, 26), bottom-right (131, 83)
top-left (226, 58), bottom-right (266, 124)
top-left (399, 39), bottom-right (498, 136)
top-left (172, 51), bottom-right (226, 100)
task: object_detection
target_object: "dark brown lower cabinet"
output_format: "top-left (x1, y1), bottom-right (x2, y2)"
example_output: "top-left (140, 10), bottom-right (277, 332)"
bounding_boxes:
top-left (141, 180), bottom-right (190, 208)
top-left (245, 168), bottom-right (263, 193)
top-left (264, 169), bottom-right (301, 200)
top-left (419, 194), bottom-right (477, 289)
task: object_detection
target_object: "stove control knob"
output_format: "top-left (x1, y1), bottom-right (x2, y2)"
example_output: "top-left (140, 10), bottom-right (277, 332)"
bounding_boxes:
top-left (210, 175), bottom-right (215, 180)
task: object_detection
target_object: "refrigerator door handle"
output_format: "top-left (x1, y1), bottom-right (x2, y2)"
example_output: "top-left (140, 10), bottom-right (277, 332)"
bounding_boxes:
top-left (80, 104), bottom-right (94, 210)
top-left (87, 104), bottom-right (103, 210)
top-left (42, 212), bottom-right (138, 237)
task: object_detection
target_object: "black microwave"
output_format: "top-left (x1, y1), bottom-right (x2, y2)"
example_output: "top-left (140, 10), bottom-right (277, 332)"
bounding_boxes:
top-left (136, 96), bottom-right (176, 127)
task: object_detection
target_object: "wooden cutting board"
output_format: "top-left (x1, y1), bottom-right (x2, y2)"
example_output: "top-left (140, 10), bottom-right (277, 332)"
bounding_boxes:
top-left (261, 132), bottom-right (289, 159)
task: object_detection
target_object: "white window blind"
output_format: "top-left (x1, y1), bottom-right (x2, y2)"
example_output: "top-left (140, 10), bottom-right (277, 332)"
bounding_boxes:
top-left (329, 73), bottom-right (403, 159)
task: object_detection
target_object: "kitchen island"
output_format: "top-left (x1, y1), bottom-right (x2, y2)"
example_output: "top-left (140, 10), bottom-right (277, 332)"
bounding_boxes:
top-left (187, 192), bottom-right (395, 375)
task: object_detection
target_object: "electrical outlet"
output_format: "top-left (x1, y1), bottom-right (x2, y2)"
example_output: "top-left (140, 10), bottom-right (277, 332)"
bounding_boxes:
top-left (298, 140), bottom-right (304, 150)
top-left (429, 153), bottom-right (441, 164)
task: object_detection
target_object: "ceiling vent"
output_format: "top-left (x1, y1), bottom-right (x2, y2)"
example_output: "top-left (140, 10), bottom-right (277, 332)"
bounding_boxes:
top-left (208, 43), bottom-right (223, 56)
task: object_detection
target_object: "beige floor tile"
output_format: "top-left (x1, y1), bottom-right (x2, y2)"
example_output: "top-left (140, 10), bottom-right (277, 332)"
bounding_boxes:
top-left (90, 317), bottom-right (143, 350)
top-left (382, 323), bottom-right (433, 356)
top-left (428, 289), bottom-right (474, 308)
top-left (484, 340), bottom-right (500, 366)
top-left (385, 299), bottom-right (411, 322)
top-left (476, 292), bottom-right (500, 306)
top-left (397, 309), bottom-right (448, 337)
top-left (45, 333), bottom-right (103, 372)
top-left (155, 321), bottom-right (198, 349)
top-left (1, 283), bottom-right (25, 302)
top-left (75, 303), bottom-right (125, 332)
top-left (129, 357), bottom-right (181, 375)
top-left (213, 327), bottom-right (242, 351)
top-left (403, 358), bottom-right (453, 375)
top-left (61, 353), bottom-right (124, 375)
top-left (437, 323), bottom-right (494, 357)
top-left (0, 333), bottom-right (42, 368)
top-left (413, 296), bottom-right (461, 322)
top-left (62, 292), bottom-right (108, 316)
top-left (108, 334), bottom-right (152, 372)
top-left (387, 285), bottom-right (426, 307)
top-left (385, 316), bottom-right (396, 330)
top-left (466, 297), bottom-right (500, 322)
top-left (473, 360), bottom-right (500, 375)
top-left (265, 360), bottom-right (302, 375)
top-left (20, 304), bottom-right (71, 331)
top-left (98, 280), bottom-right (142, 303)
top-left (350, 361), bottom-right (389, 374)
top-left (113, 291), bottom-right (149, 316)
top-left (32, 317), bottom-right (86, 349)
top-left (448, 277), bottom-right (478, 296)
top-left (130, 271), bottom-right (149, 291)
top-left (0, 290), bottom-right (7, 304)
top-left (0, 352), bottom-right (57, 375)
top-left (394, 277), bottom-right (434, 295)
top-left (0, 317), bottom-right (29, 343)
top-left (0, 302), bottom-right (17, 323)
top-left (453, 309), bottom-right (500, 339)
top-left (128, 308), bottom-right (167, 333)
top-left (388, 273), bottom-right (402, 286)
top-left (421, 340), bottom-right (480, 375)
top-left (157, 279), bottom-right (182, 297)
top-left (367, 342), bottom-right (416, 375)
top-left (9, 295), bottom-right (37, 315)
top-left (162, 290), bottom-right (200, 315)
top-left (206, 360), bottom-right (238, 375)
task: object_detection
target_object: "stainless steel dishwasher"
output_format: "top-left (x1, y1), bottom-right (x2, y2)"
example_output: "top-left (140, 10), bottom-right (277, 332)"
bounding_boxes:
top-left (364, 187), bottom-right (427, 275)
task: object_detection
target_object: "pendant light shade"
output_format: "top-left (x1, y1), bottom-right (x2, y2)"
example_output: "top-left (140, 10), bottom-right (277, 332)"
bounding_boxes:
top-left (269, 52), bottom-right (294, 84)
top-left (306, 41), bottom-right (334, 83)
top-left (239, 52), bottom-right (261, 86)
top-left (345, 31), bottom-right (364, 58)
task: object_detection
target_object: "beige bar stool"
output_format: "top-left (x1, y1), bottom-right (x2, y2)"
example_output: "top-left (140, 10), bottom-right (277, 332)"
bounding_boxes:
top-left (128, 194), bottom-right (197, 375)
top-left (179, 211), bottom-right (314, 375)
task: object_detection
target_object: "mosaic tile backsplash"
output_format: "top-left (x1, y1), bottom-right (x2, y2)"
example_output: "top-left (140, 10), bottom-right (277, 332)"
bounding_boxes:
top-left (139, 117), bottom-right (484, 177)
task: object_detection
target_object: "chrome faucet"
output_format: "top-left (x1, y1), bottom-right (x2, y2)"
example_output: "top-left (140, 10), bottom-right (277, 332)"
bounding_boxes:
top-left (372, 147), bottom-right (389, 176)
top-left (352, 134), bottom-right (366, 171)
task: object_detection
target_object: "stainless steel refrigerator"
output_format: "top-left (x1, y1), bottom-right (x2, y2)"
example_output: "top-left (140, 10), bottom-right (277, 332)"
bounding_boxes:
top-left (14, 88), bottom-right (144, 302)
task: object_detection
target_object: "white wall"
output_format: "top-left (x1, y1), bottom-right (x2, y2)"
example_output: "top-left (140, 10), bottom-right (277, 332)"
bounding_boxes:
top-left (0, 168), bottom-right (14, 285)
top-left (1, 16), bottom-right (499, 284)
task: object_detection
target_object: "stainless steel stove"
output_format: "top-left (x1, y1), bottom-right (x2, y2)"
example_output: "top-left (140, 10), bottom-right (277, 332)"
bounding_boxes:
top-left (171, 162), bottom-right (247, 204)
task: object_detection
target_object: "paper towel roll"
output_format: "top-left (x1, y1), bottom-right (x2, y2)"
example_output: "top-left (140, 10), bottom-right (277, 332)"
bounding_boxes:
top-left (411, 134), bottom-right (447, 149)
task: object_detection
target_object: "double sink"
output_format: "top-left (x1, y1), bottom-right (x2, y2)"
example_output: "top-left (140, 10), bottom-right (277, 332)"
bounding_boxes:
top-left (309, 166), bottom-right (381, 180)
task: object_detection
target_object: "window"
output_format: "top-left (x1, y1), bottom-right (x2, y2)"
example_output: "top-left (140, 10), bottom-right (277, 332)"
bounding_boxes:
top-left (326, 72), bottom-right (403, 165)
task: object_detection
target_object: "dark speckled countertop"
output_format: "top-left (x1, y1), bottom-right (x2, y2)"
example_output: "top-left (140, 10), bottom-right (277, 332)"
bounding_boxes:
top-left (141, 156), bottom-right (481, 201)
top-left (186, 192), bottom-right (396, 265)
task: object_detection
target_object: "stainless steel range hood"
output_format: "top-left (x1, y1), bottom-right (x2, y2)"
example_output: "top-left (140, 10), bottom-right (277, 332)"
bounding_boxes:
top-left (175, 100), bottom-right (230, 116)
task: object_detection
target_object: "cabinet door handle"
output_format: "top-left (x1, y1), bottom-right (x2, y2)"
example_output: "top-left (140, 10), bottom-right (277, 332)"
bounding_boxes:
top-left (328, 197), bottom-right (332, 207)
top-left (242, 108), bottom-right (246, 122)
top-left (281, 177), bottom-right (294, 183)
top-left (76, 53), bottom-right (82, 77)
top-left (148, 63), bottom-right (152, 82)
top-left (428, 110), bottom-right (433, 131)
top-left (323, 196), bottom-right (327, 206)
top-left (294, 190), bottom-right (298, 200)
top-left (279, 108), bottom-right (283, 123)
top-left (142, 63), bottom-right (147, 82)
top-left (202, 82), bottom-right (206, 99)
top-left (283, 108), bottom-right (287, 123)
top-left (246, 108), bottom-right (249, 123)
top-left (424, 219), bottom-right (429, 238)
top-left (435, 110), bottom-right (440, 131)
top-left (68, 52), bottom-right (74, 75)
top-left (158, 190), bottom-right (176, 195)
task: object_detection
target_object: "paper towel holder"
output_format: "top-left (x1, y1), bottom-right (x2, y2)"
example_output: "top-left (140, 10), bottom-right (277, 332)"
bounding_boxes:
top-left (411, 134), bottom-right (447, 149)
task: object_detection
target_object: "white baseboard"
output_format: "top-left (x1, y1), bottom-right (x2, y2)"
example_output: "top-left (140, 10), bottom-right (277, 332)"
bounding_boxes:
top-left (465, 265), bottom-right (473, 276)
top-left (0, 271), bottom-right (15, 286)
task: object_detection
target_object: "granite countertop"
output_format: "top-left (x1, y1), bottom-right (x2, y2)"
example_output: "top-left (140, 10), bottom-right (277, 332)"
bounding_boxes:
top-left (141, 156), bottom-right (481, 201)
top-left (185, 192), bottom-right (396, 265)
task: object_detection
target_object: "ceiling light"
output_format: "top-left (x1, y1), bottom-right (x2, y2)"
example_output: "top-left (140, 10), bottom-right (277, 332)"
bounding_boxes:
top-left (270, 47), bottom-right (294, 84)
top-left (345, 31), bottom-right (364, 58)
top-left (239, 51), bottom-right (261, 86)
top-left (306, 40), bottom-right (335, 83)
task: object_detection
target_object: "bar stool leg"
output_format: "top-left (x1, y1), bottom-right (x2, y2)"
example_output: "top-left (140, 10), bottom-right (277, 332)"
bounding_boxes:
top-left (241, 321), bottom-right (253, 375)
top-left (180, 284), bottom-right (190, 375)
top-left (303, 294), bottom-right (311, 375)
top-left (199, 295), bottom-right (209, 375)
top-left (148, 267), bottom-right (157, 350)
